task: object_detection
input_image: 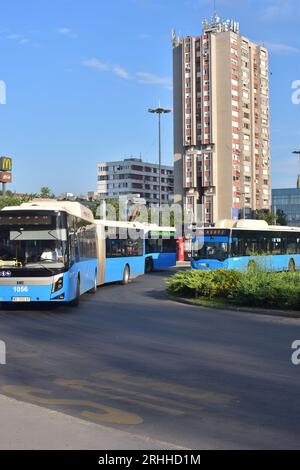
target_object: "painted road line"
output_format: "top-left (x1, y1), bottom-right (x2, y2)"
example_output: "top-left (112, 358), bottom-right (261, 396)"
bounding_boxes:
top-left (66, 381), bottom-right (199, 411)
top-left (93, 371), bottom-right (236, 406)
top-left (1, 385), bottom-right (143, 425)
top-left (55, 378), bottom-right (191, 416)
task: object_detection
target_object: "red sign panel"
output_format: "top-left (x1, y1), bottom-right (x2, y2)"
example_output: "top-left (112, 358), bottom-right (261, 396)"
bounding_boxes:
top-left (0, 171), bottom-right (12, 183)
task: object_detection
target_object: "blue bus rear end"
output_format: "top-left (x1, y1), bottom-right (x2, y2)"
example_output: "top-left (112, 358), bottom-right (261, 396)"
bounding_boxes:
top-left (145, 229), bottom-right (177, 271)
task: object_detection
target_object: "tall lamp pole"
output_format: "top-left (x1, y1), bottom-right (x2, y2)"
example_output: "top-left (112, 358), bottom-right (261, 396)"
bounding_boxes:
top-left (148, 105), bottom-right (171, 225)
top-left (293, 149), bottom-right (300, 188)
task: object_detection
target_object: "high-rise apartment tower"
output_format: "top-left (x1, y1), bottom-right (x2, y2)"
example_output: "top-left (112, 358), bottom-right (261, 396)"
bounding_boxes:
top-left (173, 14), bottom-right (270, 224)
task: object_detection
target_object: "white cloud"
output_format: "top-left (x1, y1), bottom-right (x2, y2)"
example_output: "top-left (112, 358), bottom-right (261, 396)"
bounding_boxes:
top-left (265, 42), bottom-right (300, 54)
top-left (5, 33), bottom-right (30, 45)
top-left (113, 66), bottom-right (131, 80)
top-left (56, 27), bottom-right (77, 38)
top-left (83, 58), bottom-right (131, 79)
top-left (83, 58), bottom-right (110, 71)
top-left (6, 34), bottom-right (22, 40)
top-left (83, 58), bottom-right (172, 90)
top-left (255, 36), bottom-right (300, 54)
top-left (57, 27), bottom-right (71, 34)
top-left (19, 38), bottom-right (30, 45)
top-left (136, 72), bottom-right (173, 89)
top-left (260, 0), bottom-right (299, 19)
top-left (138, 33), bottom-right (151, 39)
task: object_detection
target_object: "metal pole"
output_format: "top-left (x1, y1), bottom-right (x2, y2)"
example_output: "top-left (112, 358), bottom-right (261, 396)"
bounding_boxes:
top-left (292, 150), bottom-right (300, 188)
top-left (158, 112), bottom-right (162, 226)
top-left (2, 182), bottom-right (6, 196)
top-left (148, 105), bottom-right (171, 227)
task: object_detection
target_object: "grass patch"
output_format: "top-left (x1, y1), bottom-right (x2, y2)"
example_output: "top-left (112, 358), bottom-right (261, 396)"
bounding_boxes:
top-left (166, 269), bottom-right (300, 311)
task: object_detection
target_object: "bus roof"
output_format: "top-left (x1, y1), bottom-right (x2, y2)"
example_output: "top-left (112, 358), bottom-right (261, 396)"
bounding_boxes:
top-left (140, 223), bottom-right (176, 234)
top-left (1, 199), bottom-right (94, 223)
top-left (95, 220), bottom-right (143, 229)
top-left (95, 220), bottom-right (175, 233)
top-left (214, 219), bottom-right (300, 232)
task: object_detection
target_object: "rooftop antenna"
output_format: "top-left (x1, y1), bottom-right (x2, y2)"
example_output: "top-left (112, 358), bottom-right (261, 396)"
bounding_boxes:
top-left (213, 0), bottom-right (217, 20)
top-left (172, 28), bottom-right (176, 42)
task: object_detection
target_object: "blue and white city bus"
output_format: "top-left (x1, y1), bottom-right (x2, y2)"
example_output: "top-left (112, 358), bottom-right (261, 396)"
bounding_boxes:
top-left (191, 219), bottom-right (300, 272)
top-left (143, 225), bottom-right (177, 273)
top-left (0, 202), bottom-right (148, 306)
top-left (0, 200), bottom-right (177, 306)
top-left (0, 200), bottom-right (99, 306)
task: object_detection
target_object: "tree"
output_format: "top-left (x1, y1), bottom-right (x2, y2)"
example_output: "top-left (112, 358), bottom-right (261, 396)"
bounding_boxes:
top-left (39, 187), bottom-right (54, 199)
top-left (90, 201), bottom-right (100, 219)
top-left (0, 193), bottom-right (35, 210)
top-left (276, 209), bottom-right (287, 226)
top-left (255, 210), bottom-right (277, 225)
top-left (254, 209), bottom-right (287, 226)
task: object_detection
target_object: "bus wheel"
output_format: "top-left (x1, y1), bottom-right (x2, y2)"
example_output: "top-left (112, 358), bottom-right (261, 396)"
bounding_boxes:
top-left (121, 265), bottom-right (130, 285)
top-left (248, 260), bottom-right (257, 272)
top-left (145, 257), bottom-right (153, 274)
top-left (89, 271), bottom-right (98, 294)
top-left (70, 277), bottom-right (80, 307)
top-left (288, 259), bottom-right (296, 272)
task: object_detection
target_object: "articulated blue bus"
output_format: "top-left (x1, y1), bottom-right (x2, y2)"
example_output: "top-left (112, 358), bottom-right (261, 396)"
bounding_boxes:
top-left (0, 201), bottom-right (176, 306)
top-left (191, 219), bottom-right (300, 272)
top-left (143, 225), bottom-right (177, 273)
top-left (0, 201), bottom-right (147, 306)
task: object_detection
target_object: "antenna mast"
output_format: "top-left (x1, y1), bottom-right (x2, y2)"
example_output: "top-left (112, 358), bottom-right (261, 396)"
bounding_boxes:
top-left (213, 0), bottom-right (216, 15)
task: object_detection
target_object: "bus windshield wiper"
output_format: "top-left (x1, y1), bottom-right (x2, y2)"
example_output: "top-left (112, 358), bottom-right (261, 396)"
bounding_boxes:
top-left (24, 262), bottom-right (55, 276)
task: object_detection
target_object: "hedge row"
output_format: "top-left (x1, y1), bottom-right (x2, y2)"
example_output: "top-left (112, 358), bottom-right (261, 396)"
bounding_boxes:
top-left (166, 269), bottom-right (300, 310)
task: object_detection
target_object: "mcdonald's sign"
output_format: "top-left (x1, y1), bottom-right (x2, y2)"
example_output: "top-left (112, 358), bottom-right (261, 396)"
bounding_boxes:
top-left (0, 172), bottom-right (12, 183)
top-left (0, 157), bottom-right (12, 172)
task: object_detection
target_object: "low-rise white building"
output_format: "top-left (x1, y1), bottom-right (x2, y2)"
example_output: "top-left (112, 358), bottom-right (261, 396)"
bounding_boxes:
top-left (97, 157), bottom-right (174, 205)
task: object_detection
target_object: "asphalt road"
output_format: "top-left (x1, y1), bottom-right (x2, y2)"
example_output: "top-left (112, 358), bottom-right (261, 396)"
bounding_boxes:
top-left (0, 268), bottom-right (300, 449)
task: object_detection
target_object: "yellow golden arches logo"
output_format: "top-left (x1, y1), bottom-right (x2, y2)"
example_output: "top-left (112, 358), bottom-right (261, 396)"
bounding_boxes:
top-left (0, 157), bottom-right (12, 171)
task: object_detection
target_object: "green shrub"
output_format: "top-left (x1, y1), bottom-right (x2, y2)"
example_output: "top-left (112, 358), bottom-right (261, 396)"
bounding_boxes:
top-left (166, 269), bottom-right (241, 299)
top-left (167, 269), bottom-right (300, 310)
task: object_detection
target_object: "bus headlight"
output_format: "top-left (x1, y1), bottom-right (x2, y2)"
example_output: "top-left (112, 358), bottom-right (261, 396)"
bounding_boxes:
top-left (52, 274), bottom-right (64, 293)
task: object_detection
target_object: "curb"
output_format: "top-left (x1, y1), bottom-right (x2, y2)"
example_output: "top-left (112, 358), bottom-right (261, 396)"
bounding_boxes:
top-left (166, 294), bottom-right (300, 319)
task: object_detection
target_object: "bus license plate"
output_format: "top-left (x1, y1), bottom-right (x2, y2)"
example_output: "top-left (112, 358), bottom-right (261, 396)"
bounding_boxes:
top-left (12, 297), bottom-right (31, 303)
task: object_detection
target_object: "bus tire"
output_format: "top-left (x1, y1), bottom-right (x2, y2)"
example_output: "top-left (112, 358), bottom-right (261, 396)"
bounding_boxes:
top-left (121, 265), bottom-right (130, 285)
top-left (89, 270), bottom-right (98, 294)
top-left (70, 277), bottom-right (80, 307)
top-left (145, 257), bottom-right (153, 274)
top-left (288, 259), bottom-right (296, 272)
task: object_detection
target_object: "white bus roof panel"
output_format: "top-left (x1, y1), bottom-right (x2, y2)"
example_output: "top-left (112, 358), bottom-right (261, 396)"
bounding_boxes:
top-left (1, 199), bottom-right (94, 223)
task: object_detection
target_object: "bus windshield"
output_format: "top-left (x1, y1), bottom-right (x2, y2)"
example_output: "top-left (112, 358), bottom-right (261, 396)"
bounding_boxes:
top-left (193, 241), bottom-right (229, 261)
top-left (0, 211), bottom-right (68, 269)
top-left (192, 229), bottom-right (230, 262)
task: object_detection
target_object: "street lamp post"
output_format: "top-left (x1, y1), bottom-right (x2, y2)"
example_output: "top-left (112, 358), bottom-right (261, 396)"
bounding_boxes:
top-left (293, 150), bottom-right (300, 188)
top-left (148, 105), bottom-right (171, 225)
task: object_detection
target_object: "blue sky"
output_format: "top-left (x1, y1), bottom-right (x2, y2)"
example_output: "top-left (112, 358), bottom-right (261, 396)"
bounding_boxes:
top-left (0, 0), bottom-right (299, 195)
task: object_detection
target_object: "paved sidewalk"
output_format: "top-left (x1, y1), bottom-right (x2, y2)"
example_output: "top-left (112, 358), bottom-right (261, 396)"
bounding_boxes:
top-left (0, 394), bottom-right (185, 450)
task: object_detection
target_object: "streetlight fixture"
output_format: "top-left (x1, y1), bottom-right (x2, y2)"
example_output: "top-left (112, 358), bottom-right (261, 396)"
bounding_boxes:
top-left (148, 104), bottom-right (171, 225)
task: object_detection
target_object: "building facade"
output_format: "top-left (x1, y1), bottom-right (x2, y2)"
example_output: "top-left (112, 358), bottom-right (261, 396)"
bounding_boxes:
top-left (272, 188), bottom-right (300, 227)
top-left (173, 14), bottom-right (271, 225)
top-left (97, 157), bottom-right (174, 205)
